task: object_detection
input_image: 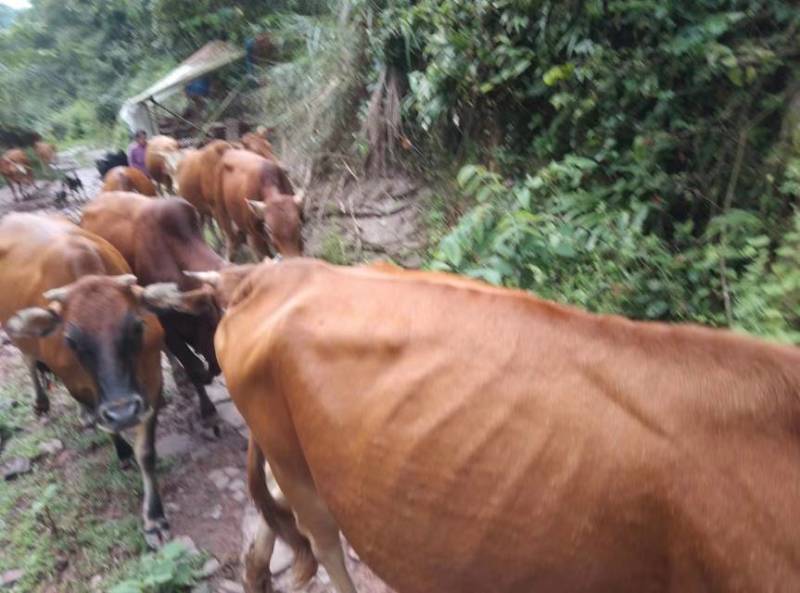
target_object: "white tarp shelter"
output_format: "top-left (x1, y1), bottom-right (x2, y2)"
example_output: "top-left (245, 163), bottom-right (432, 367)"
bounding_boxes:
top-left (119, 40), bottom-right (245, 135)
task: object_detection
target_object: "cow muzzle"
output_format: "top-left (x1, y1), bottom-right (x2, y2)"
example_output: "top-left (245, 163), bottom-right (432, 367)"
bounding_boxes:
top-left (97, 395), bottom-right (147, 432)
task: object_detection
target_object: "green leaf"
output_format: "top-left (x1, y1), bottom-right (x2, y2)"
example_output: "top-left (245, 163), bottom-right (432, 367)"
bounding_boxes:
top-left (456, 165), bottom-right (479, 188)
top-left (543, 63), bottom-right (574, 86)
top-left (109, 582), bottom-right (142, 593)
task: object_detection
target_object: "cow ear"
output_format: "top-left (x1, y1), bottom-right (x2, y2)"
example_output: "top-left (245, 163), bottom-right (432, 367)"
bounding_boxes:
top-left (5, 307), bottom-right (61, 339)
top-left (134, 282), bottom-right (214, 315)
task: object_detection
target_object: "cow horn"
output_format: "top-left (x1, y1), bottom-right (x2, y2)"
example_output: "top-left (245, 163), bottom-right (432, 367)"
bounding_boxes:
top-left (293, 191), bottom-right (304, 207)
top-left (110, 274), bottom-right (138, 288)
top-left (183, 270), bottom-right (221, 288)
top-left (247, 199), bottom-right (267, 220)
top-left (43, 284), bottom-right (75, 303)
top-left (135, 282), bottom-right (196, 313)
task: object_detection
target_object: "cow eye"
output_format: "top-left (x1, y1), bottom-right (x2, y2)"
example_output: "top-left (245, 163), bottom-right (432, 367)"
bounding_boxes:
top-left (131, 318), bottom-right (145, 340)
top-left (64, 334), bottom-right (78, 351)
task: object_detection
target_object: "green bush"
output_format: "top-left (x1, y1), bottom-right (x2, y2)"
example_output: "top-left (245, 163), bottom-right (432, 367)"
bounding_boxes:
top-left (430, 163), bottom-right (799, 342)
top-left (358, 0), bottom-right (800, 342)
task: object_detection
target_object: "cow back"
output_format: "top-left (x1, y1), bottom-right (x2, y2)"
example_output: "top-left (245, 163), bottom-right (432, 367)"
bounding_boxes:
top-left (80, 192), bottom-right (151, 265)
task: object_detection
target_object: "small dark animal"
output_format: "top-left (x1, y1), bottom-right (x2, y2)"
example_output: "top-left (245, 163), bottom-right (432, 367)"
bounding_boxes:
top-left (95, 150), bottom-right (128, 178)
top-left (61, 173), bottom-right (87, 201)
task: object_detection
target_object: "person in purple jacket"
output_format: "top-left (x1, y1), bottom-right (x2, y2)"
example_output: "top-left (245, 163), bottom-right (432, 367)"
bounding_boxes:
top-left (128, 130), bottom-right (149, 175)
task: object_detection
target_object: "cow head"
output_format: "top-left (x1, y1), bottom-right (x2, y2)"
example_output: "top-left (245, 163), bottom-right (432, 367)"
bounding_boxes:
top-left (131, 264), bottom-right (259, 320)
top-left (156, 278), bottom-right (223, 382)
top-left (5, 274), bottom-right (167, 433)
top-left (247, 191), bottom-right (304, 257)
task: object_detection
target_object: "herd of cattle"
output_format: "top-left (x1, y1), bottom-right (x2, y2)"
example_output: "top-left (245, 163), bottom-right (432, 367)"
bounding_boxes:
top-left (1, 133), bottom-right (800, 592)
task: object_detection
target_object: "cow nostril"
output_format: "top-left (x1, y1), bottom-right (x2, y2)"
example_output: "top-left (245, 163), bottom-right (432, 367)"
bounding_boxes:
top-left (100, 406), bottom-right (116, 424)
top-left (99, 397), bottom-right (144, 426)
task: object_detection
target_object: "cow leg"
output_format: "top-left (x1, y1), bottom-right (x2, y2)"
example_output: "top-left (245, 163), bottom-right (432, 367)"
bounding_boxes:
top-left (205, 216), bottom-right (224, 250)
top-left (111, 433), bottom-right (135, 469)
top-left (215, 207), bottom-right (241, 262)
top-left (271, 470), bottom-right (357, 593)
top-left (243, 514), bottom-right (277, 593)
top-left (164, 336), bottom-right (219, 433)
top-left (223, 231), bottom-right (243, 262)
top-left (246, 234), bottom-right (272, 260)
top-left (78, 403), bottom-right (97, 428)
top-left (134, 409), bottom-right (170, 549)
top-left (9, 181), bottom-right (19, 202)
top-left (27, 358), bottom-right (50, 415)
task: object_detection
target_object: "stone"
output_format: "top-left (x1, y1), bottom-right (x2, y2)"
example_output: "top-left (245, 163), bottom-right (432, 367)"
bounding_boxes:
top-left (1, 569), bottom-right (23, 587)
top-left (38, 438), bottom-right (63, 457)
top-left (231, 489), bottom-right (246, 503)
top-left (199, 557), bottom-right (221, 578)
top-left (89, 575), bottom-right (103, 591)
top-left (208, 504), bottom-right (222, 520)
top-left (216, 402), bottom-right (245, 428)
top-left (208, 469), bottom-right (230, 490)
top-left (157, 433), bottom-right (193, 458)
top-left (223, 467), bottom-right (240, 478)
top-left (166, 502), bottom-right (181, 513)
top-left (2, 457), bottom-right (31, 480)
top-left (208, 384), bottom-right (231, 404)
top-left (270, 539), bottom-right (294, 575)
top-left (228, 478), bottom-right (245, 492)
top-left (191, 583), bottom-right (212, 593)
top-left (190, 446), bottom-right (211, 461)
top-left (217, 579), bottom-right (244, 593)
top-left (173, 535), bottom-right (199, 556)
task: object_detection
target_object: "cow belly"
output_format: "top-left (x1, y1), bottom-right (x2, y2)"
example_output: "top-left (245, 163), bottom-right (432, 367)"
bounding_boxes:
top-left (286, 357), bottom-right (674, 592)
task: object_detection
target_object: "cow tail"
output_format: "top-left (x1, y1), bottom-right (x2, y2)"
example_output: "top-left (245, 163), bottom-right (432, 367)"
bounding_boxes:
top-left (246, 436), bottom-right (318, 586)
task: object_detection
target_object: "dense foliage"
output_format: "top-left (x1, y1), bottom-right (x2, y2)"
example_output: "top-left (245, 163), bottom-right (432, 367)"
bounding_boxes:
top-left (360, 0), bottom-right (800, 340)
top-left (1, 0), bottom-right (797, 340)
top-left (0, 0), bottom-right (333, 146)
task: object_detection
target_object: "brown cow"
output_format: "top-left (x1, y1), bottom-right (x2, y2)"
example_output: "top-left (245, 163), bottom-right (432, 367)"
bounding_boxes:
top-left (175, 140), bottom-right (232, 231)
top-left (215, 149), bottom-right (303, 260)
top-left (33, 141), bottom-right (56, 168)
top-left (145, 134), bottom-right (179, 194)
top-left (0, 213), bottom-right (174, 548)
top-left (102, 166), bottom-right (157, 196)
top-left (240, 132), bottom-right (276, 161)
top-left (81, 192), bottom-right (225, 429)
top-left (1, 148), bottom-right (34, 201)
top-left (162, 258), bottom-right (800, 593)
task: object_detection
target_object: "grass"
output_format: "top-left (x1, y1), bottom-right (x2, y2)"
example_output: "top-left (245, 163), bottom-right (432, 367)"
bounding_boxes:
top-left (0, 377), bottom-right (188, 593)
top-left (319, 230), bottom-right (351, 265)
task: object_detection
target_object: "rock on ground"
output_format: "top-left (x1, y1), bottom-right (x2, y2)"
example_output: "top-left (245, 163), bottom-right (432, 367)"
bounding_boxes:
top-left (2, 457), bottom-right (31, 480)
top-left (1, 569), bottom-right (24, 587)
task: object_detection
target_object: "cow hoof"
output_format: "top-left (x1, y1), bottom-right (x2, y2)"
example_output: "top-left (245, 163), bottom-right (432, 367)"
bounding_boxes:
top-left (199, 409), bottom-right (221, 438)
top-left (34, 403), bottom-right (50, 416)
top-left (198, 422), bottom-right (221, 441)
top-left (119, 458), bottom-right (134, 471)
top-left (79, 407), bottom-right (97, 429)
top-left (144, 519), bottom-right (171, 550)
